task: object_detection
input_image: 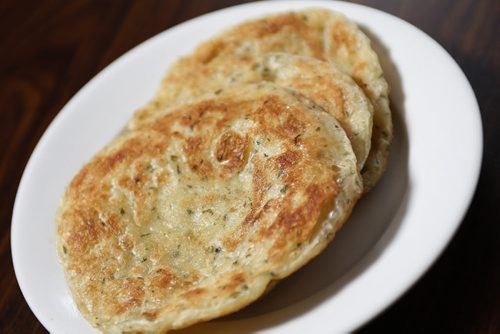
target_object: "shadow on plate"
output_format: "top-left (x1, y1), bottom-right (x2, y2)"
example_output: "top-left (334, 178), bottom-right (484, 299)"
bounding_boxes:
top-left (172, 25), bottom-right (409, 334)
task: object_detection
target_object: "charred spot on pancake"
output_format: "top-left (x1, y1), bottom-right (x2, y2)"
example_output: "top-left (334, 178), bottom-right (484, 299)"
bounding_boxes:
top-left (275, 150), bottom-right (300, 170)
top-left (214, 131), bottom-right (249, 174)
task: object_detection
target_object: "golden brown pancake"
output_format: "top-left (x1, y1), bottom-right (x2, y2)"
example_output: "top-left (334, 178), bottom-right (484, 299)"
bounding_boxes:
top-left (57, 83), bottom-right (362, 332)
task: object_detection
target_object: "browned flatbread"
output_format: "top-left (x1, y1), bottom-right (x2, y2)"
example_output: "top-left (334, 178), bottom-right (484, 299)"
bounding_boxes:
top-left (57, 83), bottom-right (362, 332)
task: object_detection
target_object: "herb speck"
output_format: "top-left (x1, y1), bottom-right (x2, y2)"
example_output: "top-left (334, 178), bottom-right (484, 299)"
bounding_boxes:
top-left (202, 209), bottom-right (214, 215)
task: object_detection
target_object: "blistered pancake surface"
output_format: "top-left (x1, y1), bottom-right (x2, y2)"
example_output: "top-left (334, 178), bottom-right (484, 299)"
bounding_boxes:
top-left (57, 84), bottom-right (362, 332)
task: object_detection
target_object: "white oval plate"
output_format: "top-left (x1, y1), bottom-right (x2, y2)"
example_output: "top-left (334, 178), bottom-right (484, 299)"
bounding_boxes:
top-left (11, 1), bottom-right (482, 333)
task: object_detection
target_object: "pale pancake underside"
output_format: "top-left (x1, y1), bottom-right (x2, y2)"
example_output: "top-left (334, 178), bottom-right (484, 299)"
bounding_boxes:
top-left (130, 8), bottom-right (392, 191)
top-left (57, 84), bottom-right (362, 332)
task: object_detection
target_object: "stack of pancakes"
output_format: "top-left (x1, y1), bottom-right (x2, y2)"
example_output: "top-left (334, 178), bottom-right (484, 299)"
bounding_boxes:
top-left (56, 9), bottom-right (392, 333)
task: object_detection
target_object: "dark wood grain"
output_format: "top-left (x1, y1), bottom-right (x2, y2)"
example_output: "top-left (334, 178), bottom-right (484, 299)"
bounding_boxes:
top-left (1, 1), bottom-right (498, 333)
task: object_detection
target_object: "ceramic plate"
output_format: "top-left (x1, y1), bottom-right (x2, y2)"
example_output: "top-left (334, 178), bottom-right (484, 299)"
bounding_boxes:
top-left (11, 1), bottom-right (482, 333)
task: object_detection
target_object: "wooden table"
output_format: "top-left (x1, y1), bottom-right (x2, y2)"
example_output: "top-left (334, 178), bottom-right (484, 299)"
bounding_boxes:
top-left (1, 0), bottom-right (498, 332)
